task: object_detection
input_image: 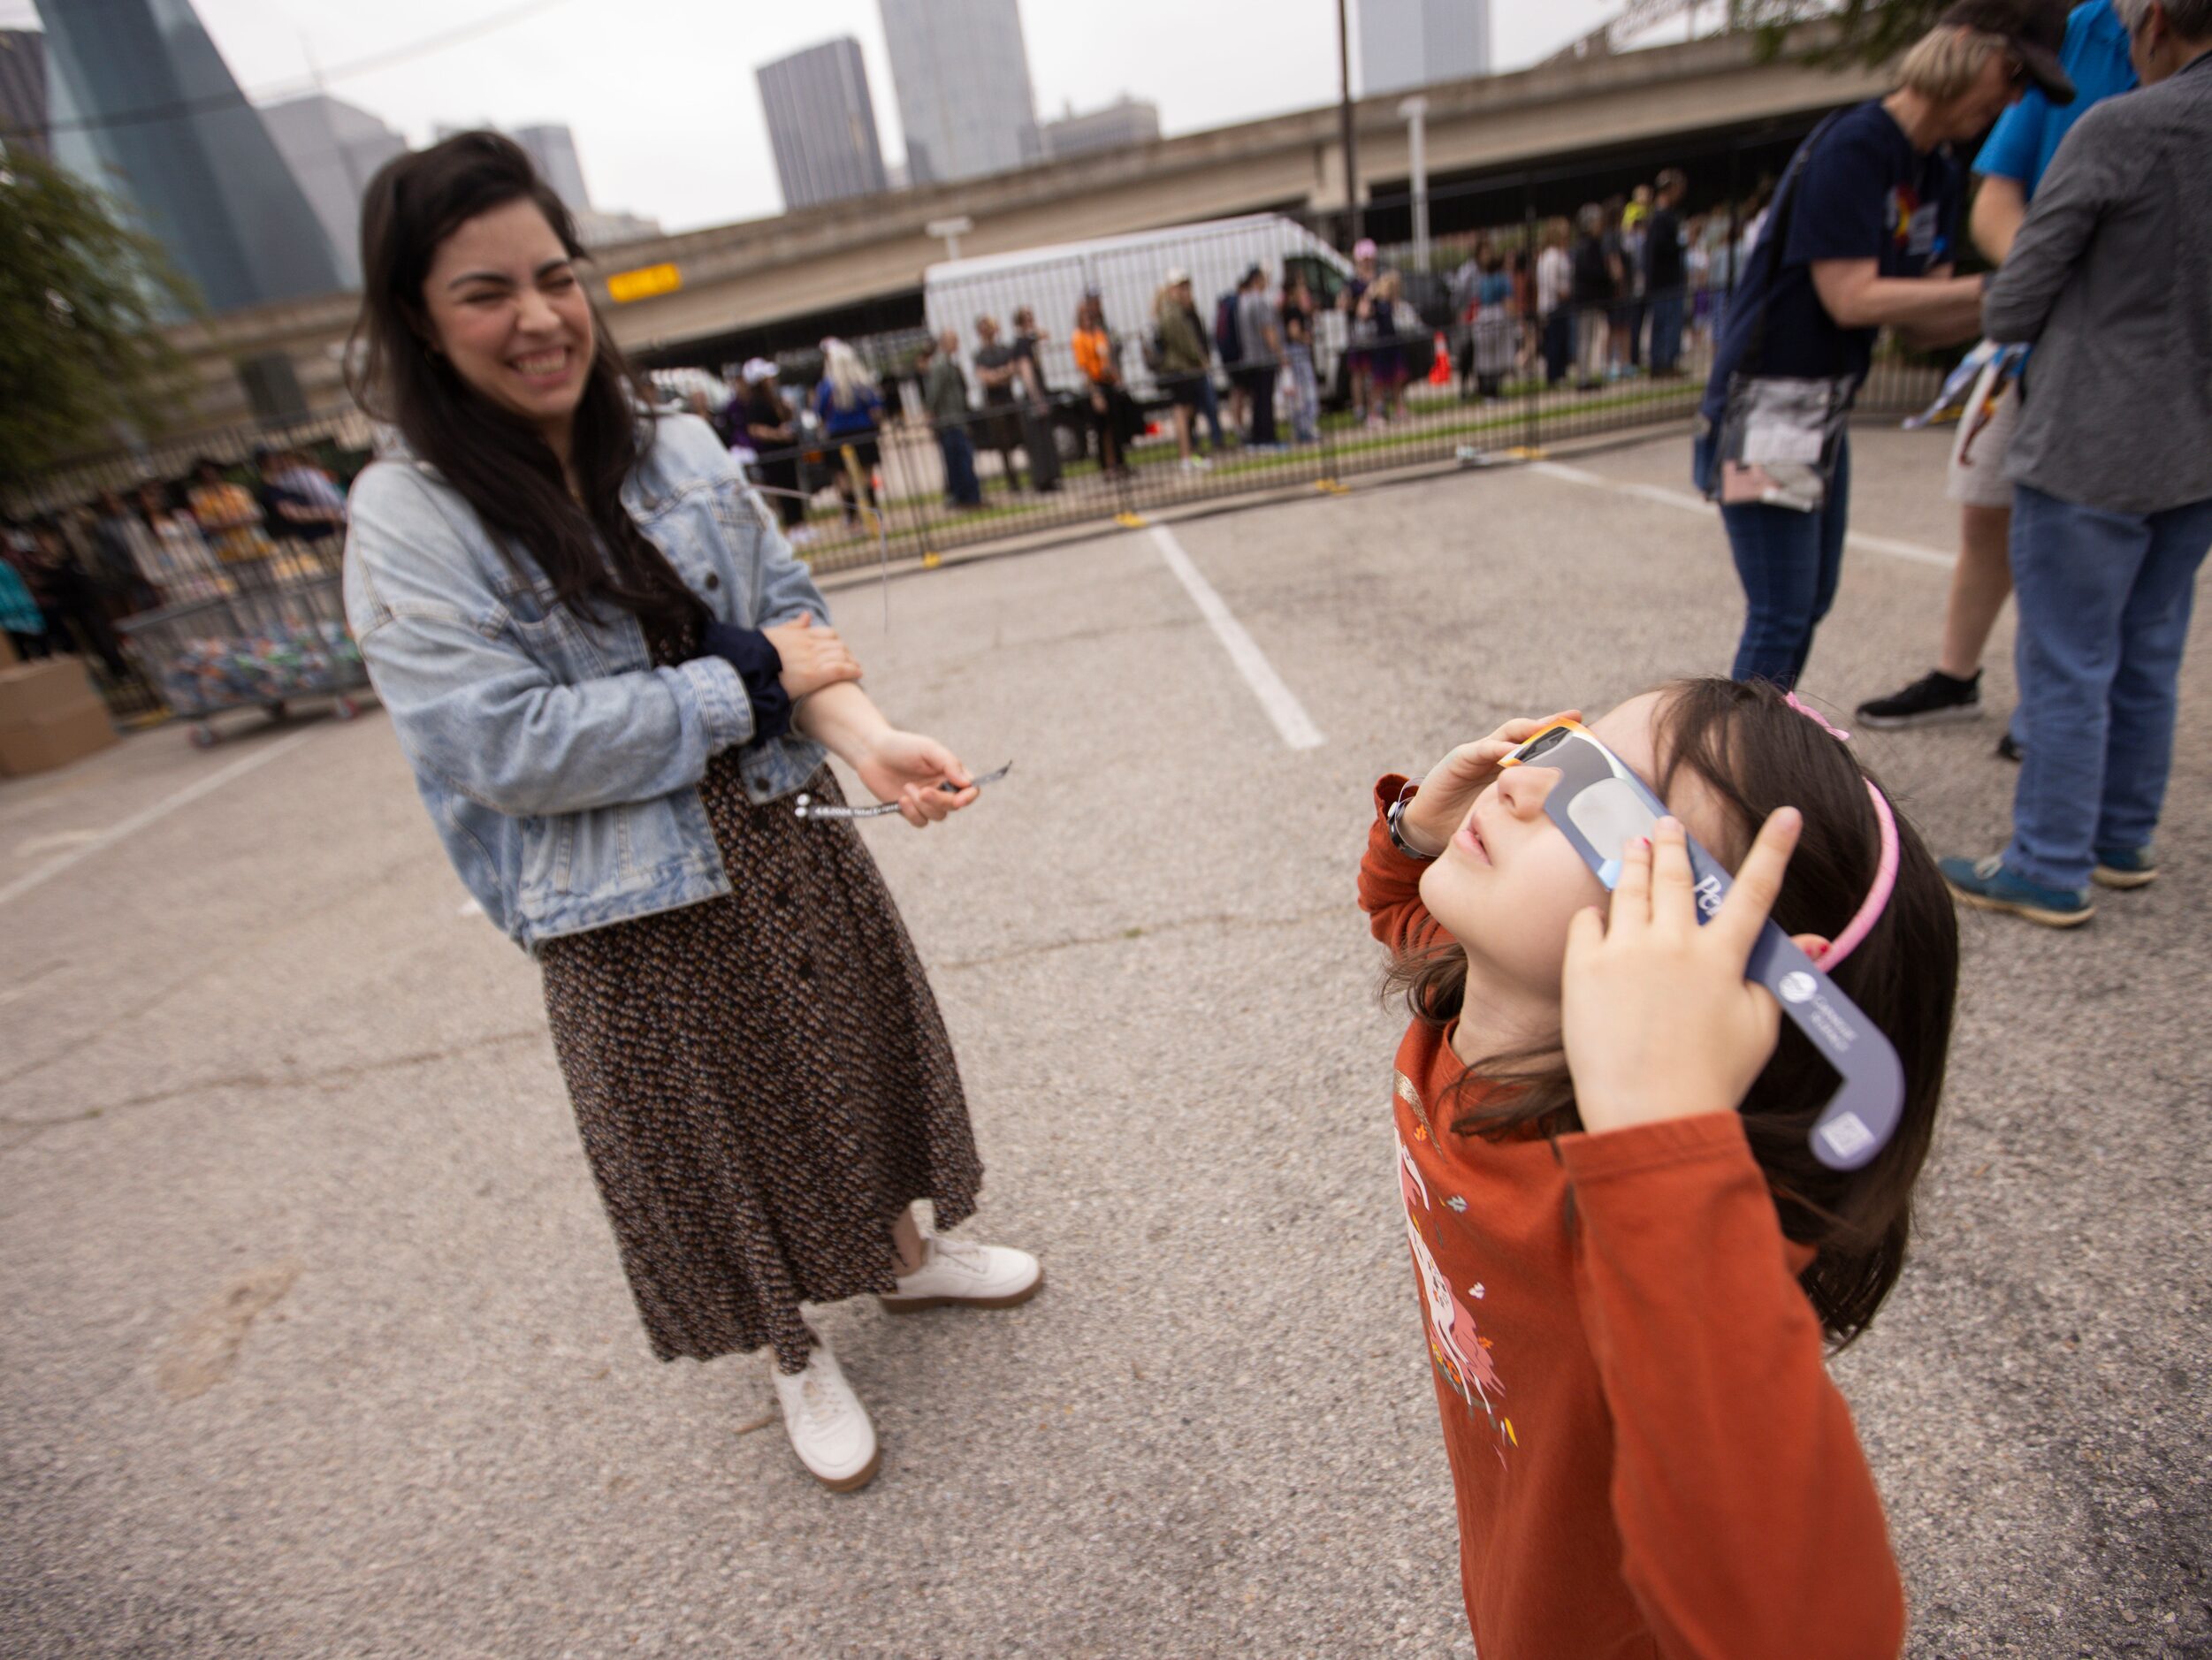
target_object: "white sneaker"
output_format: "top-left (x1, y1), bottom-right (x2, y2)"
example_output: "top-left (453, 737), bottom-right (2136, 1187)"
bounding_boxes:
top-left (879, 1230), bottom-right (1043, 1314)
top-left (1179, 456), bottom-right (1213, 473)
top-left (770, 1330), bottom-right (880, 1492)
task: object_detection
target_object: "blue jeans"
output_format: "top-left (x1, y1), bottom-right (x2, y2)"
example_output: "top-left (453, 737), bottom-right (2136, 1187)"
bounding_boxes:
top-left (1286, 345), bottom-right (1320, 442)
top-left (1648, 293), bottom-right (1685, 373)
top-left (2003, 484), bottom-right (2212, 889)
top-left (1541, 308), bottom-right (1573, 385)
top-left (1694, 429), bottom-right (1852, 689)
top-left (1196, 375), bottom-right (1226, 449)
top-left (937, 426), bottom-right (980, 506)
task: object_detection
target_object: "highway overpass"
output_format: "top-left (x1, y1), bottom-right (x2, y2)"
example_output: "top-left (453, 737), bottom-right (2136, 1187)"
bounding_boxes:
top-left (162, 27), bottom-right (1886, 438)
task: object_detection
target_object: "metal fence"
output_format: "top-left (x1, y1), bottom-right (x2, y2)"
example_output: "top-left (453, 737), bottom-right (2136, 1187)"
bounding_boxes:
top-left (725, 118), bottom-right (1958, 574)
top-left (16, 116), bottom-right (1966, 727)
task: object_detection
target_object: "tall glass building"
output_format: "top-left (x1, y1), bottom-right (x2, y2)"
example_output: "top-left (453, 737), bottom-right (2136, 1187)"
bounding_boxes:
top-left (1359, 0), bottom-right (1492, 98)
top-left (34, 0), bottom-right (343, 313)
top-left (513, 124), bottom-right (591, 211)
top-left (758, 37), bottom-right (889, 211)
top-left (259, 93), bottom-right (408, 290)
top-left (877, 0), bottom-right (1041, 186)
top-left (0, 28), bottom-right (49, 157)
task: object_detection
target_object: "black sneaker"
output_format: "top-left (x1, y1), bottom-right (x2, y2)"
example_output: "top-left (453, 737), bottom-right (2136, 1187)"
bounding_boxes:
top-left (1996, 731), bottom-right (2023, 764)
top-left (1856, 669), bottom-right (1983, 729)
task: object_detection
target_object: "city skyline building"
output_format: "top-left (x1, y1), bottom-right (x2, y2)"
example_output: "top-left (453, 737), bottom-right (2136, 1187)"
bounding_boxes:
top-left (877, 0), bottom-right (1040, 186)
top-left (32, 0), bottom-right (343, 313)
top-left (0, 28), bottom-right (48, 157)
top-left (513, 123), bottom-right (590, 210)
top-left (1039, 95), bottom-right (1159, 161)
top-left (258, 91), bottom-right (406, 288)
top-left (432, 121), bottom-right (591, 209)
top-left (757, 36), bottom-right (889, 211)
top-left (1358, 0), bottom-right (1491, 97)
top-left (572, 206), bottom-right (662, 248)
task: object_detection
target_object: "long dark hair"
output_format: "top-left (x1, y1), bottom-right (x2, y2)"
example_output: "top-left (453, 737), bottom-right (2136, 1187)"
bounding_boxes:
top-left (348, 130), bottom-right (705, 629)
top-left (1384, 677), bottom-right (1959, 1344)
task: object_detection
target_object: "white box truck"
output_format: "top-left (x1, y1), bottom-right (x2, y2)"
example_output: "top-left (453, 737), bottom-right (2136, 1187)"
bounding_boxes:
top-left (921, 214), bottom-right (1368, 411)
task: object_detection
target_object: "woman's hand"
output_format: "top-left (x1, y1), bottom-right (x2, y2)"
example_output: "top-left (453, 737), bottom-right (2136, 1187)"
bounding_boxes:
top-left (763, 614), bottom-right (862, 700)
top-left (853, 731), bottom-right (978, 827)
top-left (1560, 810), bottom-right (1802, 1137)
top-left (1396, 711), bottom-right (1582, 857)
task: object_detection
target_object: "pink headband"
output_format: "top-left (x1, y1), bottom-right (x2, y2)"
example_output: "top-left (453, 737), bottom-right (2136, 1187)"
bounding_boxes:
top-left (1782, 693), bottom-right (1899, 968)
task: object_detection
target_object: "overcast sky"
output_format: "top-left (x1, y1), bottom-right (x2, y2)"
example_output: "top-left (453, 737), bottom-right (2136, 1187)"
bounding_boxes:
top-left (6, 0), bottom-right (1639, 232)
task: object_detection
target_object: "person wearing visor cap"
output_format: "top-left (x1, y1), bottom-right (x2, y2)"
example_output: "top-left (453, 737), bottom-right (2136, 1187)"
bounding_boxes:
top-left (1696, 1), bottom-right (2065, 689)
top-left (1944, 0), bottom-right (2212, 925)
top-left (736, 357), bottom-right (806, 533)
top-left (1152, 267), bottom-right (1216, 471)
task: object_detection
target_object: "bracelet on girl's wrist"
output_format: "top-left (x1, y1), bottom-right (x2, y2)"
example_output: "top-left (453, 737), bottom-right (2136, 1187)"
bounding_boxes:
top-left (1386, 777), bottom-right (1438, 860)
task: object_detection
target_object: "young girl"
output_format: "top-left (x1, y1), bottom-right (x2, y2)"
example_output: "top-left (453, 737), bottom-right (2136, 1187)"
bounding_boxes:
top-left (1361, 675), bottom-right (1958, 1657)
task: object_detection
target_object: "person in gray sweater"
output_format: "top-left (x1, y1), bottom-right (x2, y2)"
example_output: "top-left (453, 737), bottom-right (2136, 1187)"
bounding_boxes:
top-left (1943, 0), bottom-right (2212, 925)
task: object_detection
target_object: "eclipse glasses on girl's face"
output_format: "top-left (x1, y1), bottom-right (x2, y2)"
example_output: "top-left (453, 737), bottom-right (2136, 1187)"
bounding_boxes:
top-left (1499, 720), bottom-right (1903, 1172)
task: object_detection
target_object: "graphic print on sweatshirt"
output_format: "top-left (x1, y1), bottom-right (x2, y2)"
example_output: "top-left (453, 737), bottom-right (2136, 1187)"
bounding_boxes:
top-left (1395, 1091), bottom-right (1515, 1467)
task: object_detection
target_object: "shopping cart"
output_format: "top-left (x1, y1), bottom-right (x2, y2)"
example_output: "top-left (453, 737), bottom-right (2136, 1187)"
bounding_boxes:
top-left (118, 558), bottom-right (373, 748)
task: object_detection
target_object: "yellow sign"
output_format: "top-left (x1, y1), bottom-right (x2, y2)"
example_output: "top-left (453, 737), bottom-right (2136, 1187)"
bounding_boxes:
top-left (606, 263), bottom-right (682, 304)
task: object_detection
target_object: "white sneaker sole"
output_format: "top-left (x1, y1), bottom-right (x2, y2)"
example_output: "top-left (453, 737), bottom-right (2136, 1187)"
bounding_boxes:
top-left (1947, 883), bottom-right (2095, 928)
top-left (879, 1266), bottom-right (1046, 1315)
top-left (802, 1446), bottom-right (881, 1494)
top-left (2092, 865), bottom-right (2156, 890)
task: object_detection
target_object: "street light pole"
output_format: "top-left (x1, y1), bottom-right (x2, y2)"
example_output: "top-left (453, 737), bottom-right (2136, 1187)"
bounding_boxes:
top-left (1338, 0), bottom-right (1361, 247)
top-left (1399, 95), bottom-right (1430, 273)
top-left (926, 215), bottom-right (973, 263)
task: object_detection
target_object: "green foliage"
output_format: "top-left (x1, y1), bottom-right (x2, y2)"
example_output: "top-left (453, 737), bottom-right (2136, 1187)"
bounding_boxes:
top-left (0, 148), bottom-right (198, 491)
top-left (1735, 0), bottom-right (1953, 68)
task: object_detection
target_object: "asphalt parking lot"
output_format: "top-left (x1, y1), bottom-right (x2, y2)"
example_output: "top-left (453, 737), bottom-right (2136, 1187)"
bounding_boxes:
top-left (4, 426), bottom-right (2208, 1658)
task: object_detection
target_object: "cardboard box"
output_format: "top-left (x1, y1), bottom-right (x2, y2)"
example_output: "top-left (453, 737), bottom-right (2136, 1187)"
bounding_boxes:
top-left (0, 699), bottom-right (118, 778)
top-left (0, 657), bottom-right (103, 725)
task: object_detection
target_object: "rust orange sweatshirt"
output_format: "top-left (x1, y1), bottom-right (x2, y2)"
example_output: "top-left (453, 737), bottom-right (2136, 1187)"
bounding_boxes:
top-left (1360, 776), bottom-right (1906, 1659)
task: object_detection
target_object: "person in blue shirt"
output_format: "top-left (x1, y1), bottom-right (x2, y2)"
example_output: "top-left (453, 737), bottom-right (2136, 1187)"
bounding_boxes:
top-left (811, 338), bottom-right (885, 529)
top-left (1857, 0), bottom-right (2139, 741)
top-left (1695, 0), bottom-right (2071, 689)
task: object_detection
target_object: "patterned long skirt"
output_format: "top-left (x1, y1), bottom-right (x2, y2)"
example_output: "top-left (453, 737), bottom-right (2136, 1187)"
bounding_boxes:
top-left (538, 761), bottom-right (981, 1374)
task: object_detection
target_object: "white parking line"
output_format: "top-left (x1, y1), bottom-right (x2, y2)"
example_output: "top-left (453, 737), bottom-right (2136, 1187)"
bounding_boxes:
top-left (0, 731), bottom-right (315, 911)
top-left (1149, 525), bottom-right (1324, 751)
top-left (1528, 460), bottom-right (1956, 568)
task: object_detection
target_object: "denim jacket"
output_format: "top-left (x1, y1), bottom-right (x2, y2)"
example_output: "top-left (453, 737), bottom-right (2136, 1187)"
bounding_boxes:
top-left (342, 411), bottom-right (830, 952)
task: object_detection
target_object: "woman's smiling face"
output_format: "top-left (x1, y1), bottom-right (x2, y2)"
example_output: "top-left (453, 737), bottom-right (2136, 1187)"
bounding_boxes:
top-left (420, 197), bottom-right (594, 446)
top-left (1418, 691), bottom-right (1734, 1002)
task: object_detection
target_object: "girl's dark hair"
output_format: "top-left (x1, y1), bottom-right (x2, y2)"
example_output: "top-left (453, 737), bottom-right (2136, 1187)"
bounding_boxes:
top-left (347, 130), bottom-right (704, 629)
top-left (1384, 677), bottom-right (1958, 1344)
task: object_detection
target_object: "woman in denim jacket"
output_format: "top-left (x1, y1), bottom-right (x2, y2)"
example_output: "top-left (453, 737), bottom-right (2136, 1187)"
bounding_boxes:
top-left (343, 133), bottom-right (1040, 1494)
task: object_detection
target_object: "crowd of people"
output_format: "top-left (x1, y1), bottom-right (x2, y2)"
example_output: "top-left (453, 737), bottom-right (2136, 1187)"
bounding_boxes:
top-left (1697, 0), bottom-right (2209, 936)
top-left (664, 189), bottom-right (1789, 527)
top-left (1, 446), bottom-right (349, 677)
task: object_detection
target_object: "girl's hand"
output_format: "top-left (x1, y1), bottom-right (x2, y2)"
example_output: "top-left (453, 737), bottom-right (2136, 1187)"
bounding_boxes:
top-left (764, 614), bottom-right (862, 700)
top-left (1560, 810), bottom-right (1803, 1137)
top-left (1397, 711), bottom-right (1582, 857)
top-left (854, 731), bottom-right (978, 827)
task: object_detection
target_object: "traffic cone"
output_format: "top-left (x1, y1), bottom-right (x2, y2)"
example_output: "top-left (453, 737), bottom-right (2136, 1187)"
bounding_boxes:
top-left (1429, 331), bottom-right (1452, 387)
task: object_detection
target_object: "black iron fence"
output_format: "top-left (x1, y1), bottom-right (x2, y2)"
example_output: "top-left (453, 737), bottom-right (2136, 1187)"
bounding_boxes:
top-left (750, 297), bottom-right (1942, 581)
top-left (12, 118), bottom-right (1970, 723)
top-left (713, 115), bottom-right (1958, 575)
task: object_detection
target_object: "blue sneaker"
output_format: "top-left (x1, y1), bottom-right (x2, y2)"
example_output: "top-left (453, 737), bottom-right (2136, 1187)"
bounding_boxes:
top-left (2092, 846), bottom-right (2157, 890)
top-left (1941, 854), bottom-right (2094, 928)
